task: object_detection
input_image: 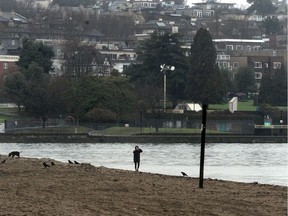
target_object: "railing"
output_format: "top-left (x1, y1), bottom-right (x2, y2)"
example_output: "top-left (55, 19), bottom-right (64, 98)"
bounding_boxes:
top-left (255, 125), bottom-right (288, 129)
top-left (7, 119), bottom-right (286, 136)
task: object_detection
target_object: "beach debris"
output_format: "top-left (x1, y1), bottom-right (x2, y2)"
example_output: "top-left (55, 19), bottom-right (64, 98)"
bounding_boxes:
top-left (68, 160), bottom-right (73, 164)
top-left (51, 161), bottom-right (55, 166)
top-left (74, 160), bottom-right (80, 164)
top-left (43, 161), bottom-right (50, 168)
top-left (181, 172), bottom-right (188, 177)
top-left (1, 159), bottom-right (6, 164)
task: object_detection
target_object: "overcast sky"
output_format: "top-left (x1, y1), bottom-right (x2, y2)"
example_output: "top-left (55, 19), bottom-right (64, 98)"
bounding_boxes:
top-left (187, 0), bottom-right (250, 9)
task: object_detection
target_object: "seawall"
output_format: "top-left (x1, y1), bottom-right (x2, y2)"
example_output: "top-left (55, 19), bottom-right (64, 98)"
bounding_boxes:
top-left (0, 134), bottom-right (286, 143)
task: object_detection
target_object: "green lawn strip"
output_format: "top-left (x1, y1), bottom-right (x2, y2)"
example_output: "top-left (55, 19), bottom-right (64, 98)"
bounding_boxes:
top-left (0, 114), bottom-right (17, 123)
top-left (236, 100), bottom-right (257, 111)
top-left (0, 107), bottom-right (27, 123)
top-left (11, 126), bottom-right (93, 134)
top-left (209, 100), bottom-right (257, 112)
top-left (102, 126), bottom-right (230, 135)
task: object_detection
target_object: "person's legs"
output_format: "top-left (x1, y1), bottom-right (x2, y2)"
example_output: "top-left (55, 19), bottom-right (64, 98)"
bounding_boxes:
top-left (134, 161), bottom-right (137, 171)
top-left (134, 161), bottom-right (140, 171)
top-left (137, 161), bottom-right (140, 171)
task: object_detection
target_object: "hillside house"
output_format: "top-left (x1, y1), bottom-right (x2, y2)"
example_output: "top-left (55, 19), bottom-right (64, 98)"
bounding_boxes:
top-left (247, 55), bottom-right (284, 89)
top-left (0, 10), bottom-right (30, 28)
top-left (99, 48), bottom-right (138, 73)
top-left (131, 0), bottom-right (159, 10)
top-left (0, 55), bottom-right (19, 76)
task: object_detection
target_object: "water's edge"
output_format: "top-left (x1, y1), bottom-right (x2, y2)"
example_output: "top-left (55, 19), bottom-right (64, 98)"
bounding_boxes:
top-left (0, 133), bottom-right (286, 143)
top-left (0, 142), bottom-right (286, 186)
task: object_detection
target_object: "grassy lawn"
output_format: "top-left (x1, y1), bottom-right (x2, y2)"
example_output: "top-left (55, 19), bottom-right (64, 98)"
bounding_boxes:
top-left (0, 107), bottom-right (23, 123)
top-left (12, 126), bottom-right (94, 134)
top-left (0, 114), bottom-right (19, 124)
top-left (0, 115), bottom-right (10, 123)
top-left (93, 126), bottom-right (229, 136)
top-left (209, 100), bottom-right (257, 111)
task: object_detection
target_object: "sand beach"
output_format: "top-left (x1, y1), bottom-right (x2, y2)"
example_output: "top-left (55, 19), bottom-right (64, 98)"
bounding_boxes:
top-left (0, 155), bottom-right (287, 216)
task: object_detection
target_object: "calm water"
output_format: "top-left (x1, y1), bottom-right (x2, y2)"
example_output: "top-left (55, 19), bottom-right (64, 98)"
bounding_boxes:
top-left (0, 143), bottom-right (287, 186)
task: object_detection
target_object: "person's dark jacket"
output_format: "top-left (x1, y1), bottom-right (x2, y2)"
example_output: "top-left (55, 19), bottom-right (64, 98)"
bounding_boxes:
top-left (133, 149), bottom-right (143, 162)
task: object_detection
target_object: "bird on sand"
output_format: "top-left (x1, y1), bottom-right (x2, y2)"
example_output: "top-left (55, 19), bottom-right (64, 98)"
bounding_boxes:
top-left (68, 160), bottom-right (73, 164)
top-left (43, 161), bottom-right (50, 168)
top-left (181, 172), bottom-right (188, 177)
top-left (74, 160), bottom-right (80, 164)
top-left (1, 159), bottom-right (6, 164)
top-left (51, 161), bottom-right (55, 166)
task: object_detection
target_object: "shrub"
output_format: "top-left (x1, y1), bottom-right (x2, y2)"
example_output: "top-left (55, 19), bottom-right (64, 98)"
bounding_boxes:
top-left (84, 108), bottom-right (117, 123)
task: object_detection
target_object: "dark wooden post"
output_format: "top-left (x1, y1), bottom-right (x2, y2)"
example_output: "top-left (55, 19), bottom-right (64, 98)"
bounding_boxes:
top-left (199, 104), bottom-right (208, 188)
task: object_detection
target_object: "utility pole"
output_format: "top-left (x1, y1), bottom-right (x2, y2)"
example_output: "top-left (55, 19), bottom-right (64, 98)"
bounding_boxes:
top-left (199, 104), bottom-right (208, 188)
top-left (160, 64), bottom-right (175, 112)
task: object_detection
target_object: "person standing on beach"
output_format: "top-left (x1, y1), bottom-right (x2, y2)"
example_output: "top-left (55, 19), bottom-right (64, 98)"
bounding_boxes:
top-left (133, 145), bottom-right (143, 172)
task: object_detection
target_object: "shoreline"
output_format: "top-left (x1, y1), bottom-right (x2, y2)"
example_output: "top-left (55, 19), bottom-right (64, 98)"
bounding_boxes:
top-left (0, 133), bottom-right (287, 143)
top-left (0, 155), bottom-right (287, 215)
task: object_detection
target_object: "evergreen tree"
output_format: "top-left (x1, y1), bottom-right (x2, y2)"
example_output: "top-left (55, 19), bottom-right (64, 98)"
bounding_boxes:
top-left (125, 32), bottom-right (188, 106)
top-left (258, 66), bottom-right (287, 106)
top-left (5, 40), bottom-right (55, 127)
top-left (16, 39), bottom-right (54, 74)
top-left (220, 68), bottom-right (236, 93)
top-left (4, 72), bottom-right (26, 112)
top-left (258, 70), bottom-right (273, 104)
top-left (22, 63), bottom-right (51, 128)
top-left (270, 66), bottom-right (287, 106)
top-left (262, 16), bottom-right (283, 35)
top-left (235, 66), bottom-right (256, 93)
top-left (247, 0), bottom-right (277, 15)
top-left (185, 28), bottom-right (226, 104)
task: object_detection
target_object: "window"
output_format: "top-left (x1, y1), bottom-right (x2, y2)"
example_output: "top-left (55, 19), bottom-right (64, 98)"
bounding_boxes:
top-left (273, 62), bottom-right (281, 69)
top-left (206, 11), bottom-right (213, 16)
top-left (217, 55), bottom-right (230, 60)
top-left (256, 15), bottom-right (263, 21)
top-left (264, 63), bottom-right (269, 68)
top-left (196, 10), bottom-right (202, 18)
top-left (233, 62), bottom-right (239, 68)
top-left (218, 62), bottom-right (229, 68)
top-left (57, 49), bottom-right (61, 56)
top-left (255, 72), bottom-right (262, 79)
top-left (254, 62), bottom-right (262, 68)
top-left (226, 45), bottom-right (233, 50)
top-left (247, 45), bottom-right (252, 51)
top-left (236, 45), bottom-right (243, 50)
top-left (111, 54), bottom-right (117, 60)
top-left (123, 65), bottom-right (129, 71)
top-left (3, 62), bottom-right (8, 70)
top-left (252, 46), bottom-right (261, 50)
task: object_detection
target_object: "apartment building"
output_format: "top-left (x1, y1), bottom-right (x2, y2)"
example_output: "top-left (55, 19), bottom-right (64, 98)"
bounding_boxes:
top-left (247, 55), bottom-right (284, 88)
top-left (0, 55), bottom-right (19, 76)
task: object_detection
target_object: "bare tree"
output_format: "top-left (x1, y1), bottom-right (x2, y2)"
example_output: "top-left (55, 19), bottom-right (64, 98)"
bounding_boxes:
top-left (62, 40), bottom-right (106, 78)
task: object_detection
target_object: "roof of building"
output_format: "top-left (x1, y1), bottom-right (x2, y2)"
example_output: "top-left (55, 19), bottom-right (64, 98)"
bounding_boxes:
top-left (213, 39), bottom-right (268, 43)
top-left (0, 11), bottom-right (29, 24)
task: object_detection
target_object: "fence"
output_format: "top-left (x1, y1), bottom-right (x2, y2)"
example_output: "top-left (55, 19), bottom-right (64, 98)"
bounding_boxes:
top-left (4, 118), bottom-right (256, 135)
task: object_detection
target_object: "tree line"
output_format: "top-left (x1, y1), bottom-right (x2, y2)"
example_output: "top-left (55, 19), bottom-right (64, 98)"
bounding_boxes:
top-left (2, 29), bottom-right (287, 127)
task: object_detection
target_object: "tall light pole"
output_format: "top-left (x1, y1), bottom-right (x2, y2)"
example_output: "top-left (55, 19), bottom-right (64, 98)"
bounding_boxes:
top-left (160, 64), bottom-right (175, 112)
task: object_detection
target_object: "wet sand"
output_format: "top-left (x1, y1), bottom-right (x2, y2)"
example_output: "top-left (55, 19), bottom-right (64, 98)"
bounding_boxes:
top-left (0, 155), bottom-right (287, 216)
